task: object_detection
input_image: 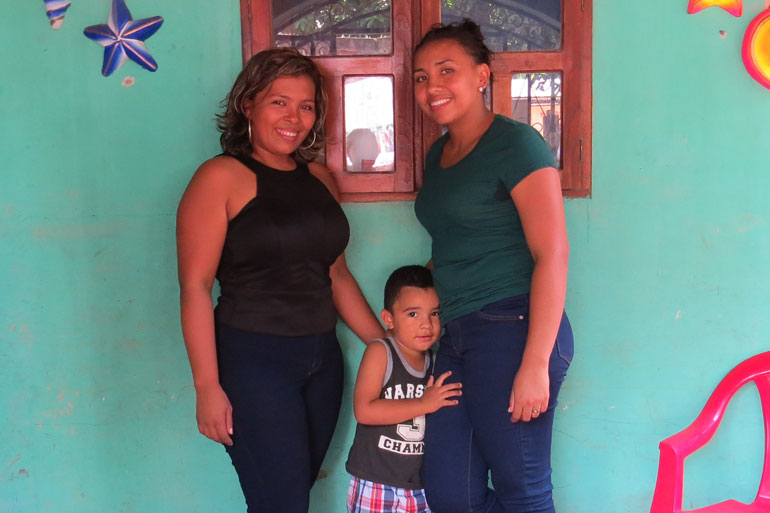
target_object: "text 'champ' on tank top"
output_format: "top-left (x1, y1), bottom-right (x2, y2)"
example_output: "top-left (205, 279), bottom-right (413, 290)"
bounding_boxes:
top-left (214, 153), bottom-right (350, 336)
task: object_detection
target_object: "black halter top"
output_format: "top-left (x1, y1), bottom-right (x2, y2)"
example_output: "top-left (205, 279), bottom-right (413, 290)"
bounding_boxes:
top-left (214, 154), bottom-right (350, 336)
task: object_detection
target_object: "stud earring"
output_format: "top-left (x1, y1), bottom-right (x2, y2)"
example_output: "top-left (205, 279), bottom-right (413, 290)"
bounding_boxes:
top-left (479, 85), bottom-right (485, 92)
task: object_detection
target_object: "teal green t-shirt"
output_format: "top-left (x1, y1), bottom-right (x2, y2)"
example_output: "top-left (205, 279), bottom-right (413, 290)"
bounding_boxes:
top-left (414, 115), bottom-right (557, 324)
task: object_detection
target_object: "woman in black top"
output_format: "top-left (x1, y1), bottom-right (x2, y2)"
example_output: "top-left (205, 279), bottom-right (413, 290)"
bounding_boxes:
top-left (176, 48), bottom-right (384, 513)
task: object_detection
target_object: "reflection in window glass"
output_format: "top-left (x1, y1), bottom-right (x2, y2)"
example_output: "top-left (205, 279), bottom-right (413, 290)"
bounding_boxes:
top-left (344, 76), bottom-right (394, 172)
top-left (511, 72), bottom-right (562, 165)
top-left (441, 0), bottom-right (561, 52)
top-left (272, 0), bottom-right (392, 56)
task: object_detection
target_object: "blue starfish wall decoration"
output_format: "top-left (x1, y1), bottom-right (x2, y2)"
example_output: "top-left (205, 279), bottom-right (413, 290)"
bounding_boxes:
top-left (83, 0), bottom-right (163, 77)
top-left (44, 0), bottom-right (72, 30)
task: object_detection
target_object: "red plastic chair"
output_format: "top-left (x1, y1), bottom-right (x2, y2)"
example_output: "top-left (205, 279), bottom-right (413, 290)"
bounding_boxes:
top-left (650, 351), bottom-right (770, 513)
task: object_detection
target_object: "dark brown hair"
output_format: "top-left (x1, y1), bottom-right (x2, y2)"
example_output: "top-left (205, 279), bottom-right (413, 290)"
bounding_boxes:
top-left (216, 48), bottom-right (327, 161)
top-left (384, 265), bottom-right (435, 312)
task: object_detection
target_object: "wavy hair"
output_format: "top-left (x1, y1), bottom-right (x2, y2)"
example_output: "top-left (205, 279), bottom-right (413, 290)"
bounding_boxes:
top-left (217, 48), bottom-right (327, 162)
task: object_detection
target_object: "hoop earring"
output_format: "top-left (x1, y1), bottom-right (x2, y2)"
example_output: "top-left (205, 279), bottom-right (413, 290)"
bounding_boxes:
top-left (247, 123), bottom-right (252, 144)
top-left (299, 129), bottom-right (317, 150)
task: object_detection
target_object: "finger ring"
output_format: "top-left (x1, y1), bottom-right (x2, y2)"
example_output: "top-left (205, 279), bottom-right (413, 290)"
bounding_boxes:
top-left (532, 409), bottom-right (540, 415)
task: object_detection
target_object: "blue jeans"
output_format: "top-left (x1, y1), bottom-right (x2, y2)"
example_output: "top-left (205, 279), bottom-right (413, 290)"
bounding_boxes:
top-left (215, 323), bottom-right (344, 513)
top-left (422, 295), bottom-right (573, 513)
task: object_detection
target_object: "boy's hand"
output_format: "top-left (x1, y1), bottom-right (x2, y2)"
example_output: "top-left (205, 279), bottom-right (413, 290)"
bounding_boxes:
top-left (420, 371), bottom-right (462, 414)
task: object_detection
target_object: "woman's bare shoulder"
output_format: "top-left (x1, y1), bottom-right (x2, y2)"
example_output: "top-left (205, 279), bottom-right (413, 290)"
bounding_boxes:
top-left (185, 155), bottom-right (248, 190)
top-left (180, 156), bottom-right (250, 208)
top-left (196, 154), bottom-right (245, 178)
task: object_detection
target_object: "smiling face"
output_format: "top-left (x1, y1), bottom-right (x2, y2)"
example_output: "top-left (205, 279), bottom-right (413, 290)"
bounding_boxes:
top-left (244, 74), bottom-right (316, 169)
top-left (413, 39), bottom-right (490, 127)
top-left (381, 286), bottom-right (441, 359)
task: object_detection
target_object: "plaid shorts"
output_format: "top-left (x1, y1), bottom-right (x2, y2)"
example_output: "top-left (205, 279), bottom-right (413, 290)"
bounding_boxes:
top-left (347, 475), bottom-right (432, 513)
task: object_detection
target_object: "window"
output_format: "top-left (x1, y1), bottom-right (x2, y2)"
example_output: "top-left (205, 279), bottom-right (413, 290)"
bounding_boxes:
top-left (241, 0), bottom-right (591, 201)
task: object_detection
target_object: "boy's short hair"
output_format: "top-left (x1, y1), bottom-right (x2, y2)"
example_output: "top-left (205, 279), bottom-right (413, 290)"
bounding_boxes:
top-left (383, 265), bottom-right (434, 312)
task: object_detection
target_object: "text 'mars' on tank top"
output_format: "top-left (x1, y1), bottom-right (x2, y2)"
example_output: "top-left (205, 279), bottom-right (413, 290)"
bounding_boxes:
top-left (214, 154), bottom-right (350, 336)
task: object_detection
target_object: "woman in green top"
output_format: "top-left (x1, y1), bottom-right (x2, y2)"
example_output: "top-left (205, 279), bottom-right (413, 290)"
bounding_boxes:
top-left (412, 20), bottom-right (574, 513)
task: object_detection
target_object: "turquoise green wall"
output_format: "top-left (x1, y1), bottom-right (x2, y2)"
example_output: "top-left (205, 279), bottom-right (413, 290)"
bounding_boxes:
top-left (2, 1), bottom-right (770, 511)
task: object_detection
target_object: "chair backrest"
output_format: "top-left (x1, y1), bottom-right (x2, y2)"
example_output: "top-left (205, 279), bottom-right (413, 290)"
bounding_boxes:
top-left (650, 351), bottom-right (770, 513)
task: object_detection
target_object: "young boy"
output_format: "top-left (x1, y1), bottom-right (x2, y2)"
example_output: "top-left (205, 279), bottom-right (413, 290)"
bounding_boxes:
top-left (346, 265), bottom-right (462, 513)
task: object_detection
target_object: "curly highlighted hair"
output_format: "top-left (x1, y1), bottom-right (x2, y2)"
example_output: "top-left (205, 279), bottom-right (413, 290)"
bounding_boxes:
top-left (216, 48), bottom-right (327, 162)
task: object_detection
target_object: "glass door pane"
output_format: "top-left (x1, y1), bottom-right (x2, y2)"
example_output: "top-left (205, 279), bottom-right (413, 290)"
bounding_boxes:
top-left (272, 0), bottom-right (393, 56)
top-left (344, 76), bottom-right (395, 172)
top-left (511, 72), bottom-right (562, 164)
top-left (441, 0), bottom-right (561, 52)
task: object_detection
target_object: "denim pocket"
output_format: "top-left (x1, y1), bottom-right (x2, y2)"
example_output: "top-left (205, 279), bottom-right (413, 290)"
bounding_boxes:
top-left (553, 313), bottom-right (574, 366)
top-left (474, 295), bottom-right (529, 322)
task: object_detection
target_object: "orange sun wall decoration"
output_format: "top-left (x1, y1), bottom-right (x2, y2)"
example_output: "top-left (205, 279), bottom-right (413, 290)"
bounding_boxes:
top-left (687, 0), bottom-right (743, 17)
top-left (743, 9), bottom-right (770, 89)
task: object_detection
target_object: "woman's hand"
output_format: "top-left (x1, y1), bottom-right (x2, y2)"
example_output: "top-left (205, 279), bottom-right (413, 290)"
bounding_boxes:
top-left (508, 361), bottom-right (549, 423)
top-left (195, 383), bottom-right (234, 446)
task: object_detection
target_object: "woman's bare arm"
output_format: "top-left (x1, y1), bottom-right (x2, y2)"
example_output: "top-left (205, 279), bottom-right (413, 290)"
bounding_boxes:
top-left (177, 158), bottom-right (239, 445)
top-left (508, 166), bottom-right (569, 423)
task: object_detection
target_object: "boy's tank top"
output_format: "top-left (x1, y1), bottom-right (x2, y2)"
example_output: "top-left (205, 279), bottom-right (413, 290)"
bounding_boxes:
top-left (214, 153), bottom-right (350, 336)
top-left (345, 337), bottom-right (434, 489)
